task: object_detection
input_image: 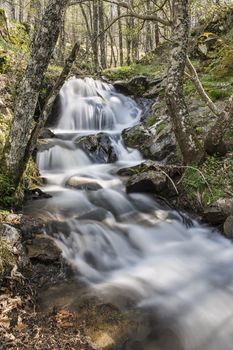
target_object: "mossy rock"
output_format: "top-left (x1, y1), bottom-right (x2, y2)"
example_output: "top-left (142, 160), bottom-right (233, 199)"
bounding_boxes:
top-left (10, 22), bottom-right (30, 52)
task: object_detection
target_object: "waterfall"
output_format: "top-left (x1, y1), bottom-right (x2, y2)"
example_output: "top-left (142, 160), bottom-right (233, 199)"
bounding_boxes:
top-left (25, 77), bottom-right (233, 350)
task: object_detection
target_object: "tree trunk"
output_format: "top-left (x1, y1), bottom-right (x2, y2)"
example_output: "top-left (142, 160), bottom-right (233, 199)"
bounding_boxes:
top-left (98, 0), bottom-right (106, 69)
top-left (1, 0), bottom-right (69, 189)
top-left (205, 94), bottom-right (233, 156)
top-left (29, 43), bottom-right (80, 152)
top-left (186, 56), bottom-right (220, 116)
top-left (117, 5), bottom-right (124, 66)
top-left (166, 0), bottom-right (204, 164)
top-left (92, 0), bottom-right (99, 72)
top-left (18, 0), bottom-right (24, 23)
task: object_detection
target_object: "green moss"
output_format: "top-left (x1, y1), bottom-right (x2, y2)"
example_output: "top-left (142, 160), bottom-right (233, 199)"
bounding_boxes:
top-left (103, 62), bottom-right (163, 81)
top-left (146, 115), bottom-right (158, 127)
top-left (0, 173), bottom-right (15, 208)
top-left (208, 87), bottom-right (232, 101)
top-left (157, 122), bottom-right (166, 133)
top-left (22, 157), bottom-right (42, 190)
top-left (182, 156), bottom-right (233, 206)
top-left (0, 238), bottom-right (15, 275)
top-left (10, 22), bottom-right (30, 53)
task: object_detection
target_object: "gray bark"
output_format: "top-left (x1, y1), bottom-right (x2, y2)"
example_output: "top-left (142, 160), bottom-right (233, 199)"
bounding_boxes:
top-left (205, 94), bottom-right (233, 155)
top-left (166, 0), bottom-right (204, 164)
top-left (1, 0), bottom-right (69, 188)
top-left (98, 0), bottom-right (106, 68)
top-left (30, 43), bottom-right (80, 152)
top-left (117, 5), bottom-right (123, 66)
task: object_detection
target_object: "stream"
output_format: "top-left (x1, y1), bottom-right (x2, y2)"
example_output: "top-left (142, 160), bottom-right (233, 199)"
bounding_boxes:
top-left (24, 77), bottom-right (233, 350)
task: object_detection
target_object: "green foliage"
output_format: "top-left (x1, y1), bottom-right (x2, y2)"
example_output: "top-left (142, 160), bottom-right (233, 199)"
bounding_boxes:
top-left (157, 122), bottom-right (166, 133)
top-left (10, 22), bottom-right (30, 53)
top-left (146, 115), bottom-right (158, 127)
top-left (0, 238), bottom-right (15, 275)
top-left (0, 173), bottom-right (15, 208)
top-left (22, 157), bottom-right (42, 190)
top-left (208, 87), bottom-right (232, 101)
top-left (184, 71), bottom-right (233, 101)
top-left (182, 156), bottom-right (233, 206)
top-left (103, 62), bottom-right (163, 81)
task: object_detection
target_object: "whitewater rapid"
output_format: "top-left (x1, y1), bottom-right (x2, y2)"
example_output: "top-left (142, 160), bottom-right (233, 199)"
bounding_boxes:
top-left (25, 77), bottom-right (233, 350)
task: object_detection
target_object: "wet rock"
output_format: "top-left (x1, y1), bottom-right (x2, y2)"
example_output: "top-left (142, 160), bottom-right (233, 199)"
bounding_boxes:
top-left (18, 216), bottom-right (45, 238)
top-left (76, 133), bottom-right (118, 163)
top-left (126, 171), bottom-right (167, 194)
top-left (122, 123), bottom-right (176, 162)
top-left (204, 198), bottom-right (233, 225)
top-left (25, 235), bottom-right (61, 263)
top-left (24, 188), bottom-right (52, 201)
top-left (66, 176), bottom-right (103, 191)
top-left (150, 127), bottom-right (177, 162)
top-left (224, 216), bottom-right (233, 238)
top-left (38, 128), bottom-right (57, 139)
top-left (117, 160), bottom-right (179, 179)
top-left (114, 75), bottom-right (165, 98)
top-left (122, 124), bottom-right (152, 152)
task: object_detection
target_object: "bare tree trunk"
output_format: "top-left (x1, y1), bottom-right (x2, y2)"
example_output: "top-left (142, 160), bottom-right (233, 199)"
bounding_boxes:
top-left (30, 43), bottom-right (80, 151)
top-left (166, 0), bottom-right (204, 164)
top-left (58, 12), bottom-right (66, 64)
top-left (1, 0), bottom-right (69, 188)
top-left (205, 94), bottom-right (233, 155)
top-left (98, 0), bottom-right (106, 69)
top-left (117, 5), bottom-right (124, 66)
top-left (92, 0), bottom-right (99, 72)
top-left (186, 57), bottom-right (220, 116)
top-left (19, 0), bottom-right (24, 22)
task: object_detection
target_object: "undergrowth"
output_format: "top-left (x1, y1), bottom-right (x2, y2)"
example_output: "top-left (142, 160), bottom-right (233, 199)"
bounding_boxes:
top-left (182, 156), bottom-right (233, 206)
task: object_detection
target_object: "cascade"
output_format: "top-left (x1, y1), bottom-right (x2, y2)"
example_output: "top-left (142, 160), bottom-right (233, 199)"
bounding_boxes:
top-left (24, 77), bottom-right (233, 350)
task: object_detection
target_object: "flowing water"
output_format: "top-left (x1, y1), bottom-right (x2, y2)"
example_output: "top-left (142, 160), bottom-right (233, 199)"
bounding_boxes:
top-left (25, 77), bottom-right (233, 350)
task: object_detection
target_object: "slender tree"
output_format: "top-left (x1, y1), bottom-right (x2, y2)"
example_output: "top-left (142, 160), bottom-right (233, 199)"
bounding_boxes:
top-left (1, 0), bottom-right (69, 189)
top-left (166, 0), bottom-right (204, 164)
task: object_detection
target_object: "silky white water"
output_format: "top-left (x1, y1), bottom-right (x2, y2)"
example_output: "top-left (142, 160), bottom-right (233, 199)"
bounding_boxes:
top-left (25, 77), bottom-right (233, 350)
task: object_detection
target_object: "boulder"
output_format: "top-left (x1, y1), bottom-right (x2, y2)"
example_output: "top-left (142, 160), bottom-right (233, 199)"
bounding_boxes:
top-left (114, 75), bottom-right (165, 98)
top-left (126, 170), bottom-right (167, 194)
top-left (25, 235), bottom-right (61, 263)
top-left (38, 128), bottom-right (57, 139)
top-left (204, 198), bottom-right (233, 225)
top-left (122, 123), bottom-right (176, 162)
top-left (66, 176), bottom-right (103, 191)
top-left (224, 216), bottom-right (233, 238)
top-left (76, 133), bottom-right (117, 163)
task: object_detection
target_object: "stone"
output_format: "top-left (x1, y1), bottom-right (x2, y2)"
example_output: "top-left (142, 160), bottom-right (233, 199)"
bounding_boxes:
top-left (0, 224), bottom-right (20, 244)
top-left (122, 123), bottom-right (176, 162)
top-left (25, 235), bottom-right (61, 262)
top-left (204, 198), bottom-right (233, 225)
top-left (224, 216), bottom-right (233, 238)
top-left (126, 171), bottom-right (167, 194)
top-left (76, 132), bottom-right (117, 163)
top-left (38, 128), bottom-right (57, 139)
top-left (66, 176), bottom-right (103, 191)
top-left (114, 75), bottom-right (165, 98)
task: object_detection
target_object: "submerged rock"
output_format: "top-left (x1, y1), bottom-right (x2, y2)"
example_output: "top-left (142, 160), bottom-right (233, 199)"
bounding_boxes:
top-left (126, 170), bottom-right (167, 194)
top-left (75, 132), bottom-right (118, 163)
top-left (66, 176), bottom-right (103, 191)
